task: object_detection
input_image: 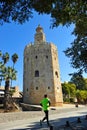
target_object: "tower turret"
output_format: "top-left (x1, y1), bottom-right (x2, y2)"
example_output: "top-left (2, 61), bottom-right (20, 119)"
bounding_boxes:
top-left (34, 25), bottom-right (46, 44)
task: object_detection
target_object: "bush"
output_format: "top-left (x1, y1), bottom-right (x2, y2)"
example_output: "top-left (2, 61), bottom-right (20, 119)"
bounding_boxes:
top-left (63, 98), bottom-right (70, 103)
top-left (70, 98), bottom-right (74, 103)
top-left (63, 97), bottom-right (75, 103)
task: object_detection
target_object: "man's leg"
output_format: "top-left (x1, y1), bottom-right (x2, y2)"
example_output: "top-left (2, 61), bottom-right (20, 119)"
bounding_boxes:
top-left (45, 110), bottom-right (50, 125)
top-left (42, 111), bottom-right (46, 121)
top-left (40, 111), bottom-right (46, 126)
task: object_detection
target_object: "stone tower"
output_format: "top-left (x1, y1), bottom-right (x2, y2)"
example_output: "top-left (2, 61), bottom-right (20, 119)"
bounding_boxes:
top-left (23, 25), bottom-right (63, 106)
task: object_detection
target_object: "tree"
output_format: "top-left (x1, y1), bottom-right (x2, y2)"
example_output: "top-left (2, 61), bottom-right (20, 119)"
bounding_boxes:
top-left (62, 82), bottom-right (76, 102)
top-left (0, 0), bottom-right (87, 73)
top-left (62, 82), bottom-right (70, 98)
top-left (11, 53), bottom-right (18, 87)
top-left (12, 53), bottom-right (18, 69)
top-left (70, 72), bottom-right (87, 90)
top-left (0, 1), bottom-right (86, 30)
top-left (0, 0), bottom-right (32, 25)
top-left (76, 90), bottom-right (87, 104)
top-left (64, 34), bottom-right (87, 73)
top-left (0, 1), bottom-right (86, 27)
top-left (0, 51), bottom-right (18, 109)
top-left (0, 51), bottom-right (3, 85)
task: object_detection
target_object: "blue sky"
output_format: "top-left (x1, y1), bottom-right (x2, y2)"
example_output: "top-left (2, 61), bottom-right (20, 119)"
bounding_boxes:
top-left (0, 12), bottom-right (86, 91)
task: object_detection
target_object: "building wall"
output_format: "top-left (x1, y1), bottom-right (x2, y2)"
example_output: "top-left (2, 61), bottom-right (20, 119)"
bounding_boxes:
top-left (0, 86), bottom-right (20, 97)
top-left (12, 86), bottom-right (20, 97)
top-left (23, 25), bottom-right (63, 106)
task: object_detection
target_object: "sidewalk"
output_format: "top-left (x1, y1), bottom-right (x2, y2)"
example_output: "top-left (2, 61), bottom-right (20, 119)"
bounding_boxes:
top-left (0, 104), bottom-right (87, 130)
top-left (50, 104), bottom-right (87, 130)
top-left (0, 104), bottom-right (85, 123)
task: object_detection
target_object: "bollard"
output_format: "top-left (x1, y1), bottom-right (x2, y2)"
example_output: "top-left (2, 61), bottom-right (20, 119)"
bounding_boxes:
top-left (50, 125), bottom-right (54, 130)
top-left (77, 117), bottom-right (81, 123)
top-left (75, 103), bottom-right (78, 108)
top-left (66, 121), bottom-right (70, 127)
top-left (85, 115), bottom-right (87, 120)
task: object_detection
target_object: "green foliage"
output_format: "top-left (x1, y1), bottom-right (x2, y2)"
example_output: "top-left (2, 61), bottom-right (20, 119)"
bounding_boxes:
top-left (69, 98), bottom-right (74, 103)
top-left (62, 82), bottom-right (76, 98)
top-left (63, 1), bottom-right (87, 73)
top-left (76, 90), bottom-right (87, 103)
top-left (0, 50), bottom-right (2, 57)
top-left (0, 0), bottom-right (32, 25)
top-left (0, 51), bottom-right (18, 86)
top-left (62, 79), bottom-right (87, 104)
top-left (62, 82), bottom-right (70, 96)
top-left (63, 98), bottom-right (70, 103)
top-left (0, 0), bottom-right (86, 28)
top-left (70, 72), bottom-right (87, 90)
top-left (12, 53), bottom-right (18, 64)
top-left (2, 52), bottom-right (9, 64)
top-left (64, 36), bottom-right (87, 73)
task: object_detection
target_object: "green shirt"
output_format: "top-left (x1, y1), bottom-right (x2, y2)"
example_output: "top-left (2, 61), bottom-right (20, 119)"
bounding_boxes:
top-left (40, 98), bottom-right (50, 111)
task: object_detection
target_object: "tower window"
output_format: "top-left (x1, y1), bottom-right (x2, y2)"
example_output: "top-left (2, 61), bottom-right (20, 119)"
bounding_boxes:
top-left (35, 70), bottom-right (39, 77)
top-left (46, 55), bottom-right (48, 59)
top-left (35, 56), bottom-right (38, 59)
top-left (36, 86), bottom-right (38, 90)
top-left (55, 57), bottom-right (56, 60)
top-left (48, 86), bottom-right (50, 89)
top-left (27, 58), bottom-right (29, 61)
top-left (57, 87), bottom-right (59, 89)
top-left (55, 71), bottom-right (58, 78)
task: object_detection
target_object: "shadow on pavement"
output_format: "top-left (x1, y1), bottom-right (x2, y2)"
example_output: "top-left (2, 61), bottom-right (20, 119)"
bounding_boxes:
top-left (11, 112), bottom-right (87, 130)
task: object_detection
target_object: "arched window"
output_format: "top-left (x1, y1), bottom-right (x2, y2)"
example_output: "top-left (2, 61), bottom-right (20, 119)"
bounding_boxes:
top-left (36, 86), bottom-right (38, 90)
top-left (46, 55), bottom-right (48, 59)
top-left (48, 86), bottom-right (50, 89)
top-left (35, 56), bottom-right (38, 59)
top-left (35, 70), bottom-right (39, 77)
top-left (55, 71), bottom-right (58, 78)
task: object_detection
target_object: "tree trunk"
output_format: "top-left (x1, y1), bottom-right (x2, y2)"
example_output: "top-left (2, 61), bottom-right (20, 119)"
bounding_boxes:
top-left (4, 78), bottom-right (10, 109)
top-left (4, 78), bottom-right (18, 111)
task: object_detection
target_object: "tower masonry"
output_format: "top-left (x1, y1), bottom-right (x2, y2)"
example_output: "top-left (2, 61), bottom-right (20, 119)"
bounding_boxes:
top-left (23, 25), bottom-right (63, 106)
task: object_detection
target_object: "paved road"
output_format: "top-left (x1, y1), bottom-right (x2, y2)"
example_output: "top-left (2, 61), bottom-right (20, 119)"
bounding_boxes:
top-left (0, 105), bottom-right (87, 130)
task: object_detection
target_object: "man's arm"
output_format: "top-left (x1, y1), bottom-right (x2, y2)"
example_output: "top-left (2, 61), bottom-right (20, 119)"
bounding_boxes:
top-left (48, 100), bottom-right (51, 106)
top-left (40, 102), bottom-right (42, 106)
